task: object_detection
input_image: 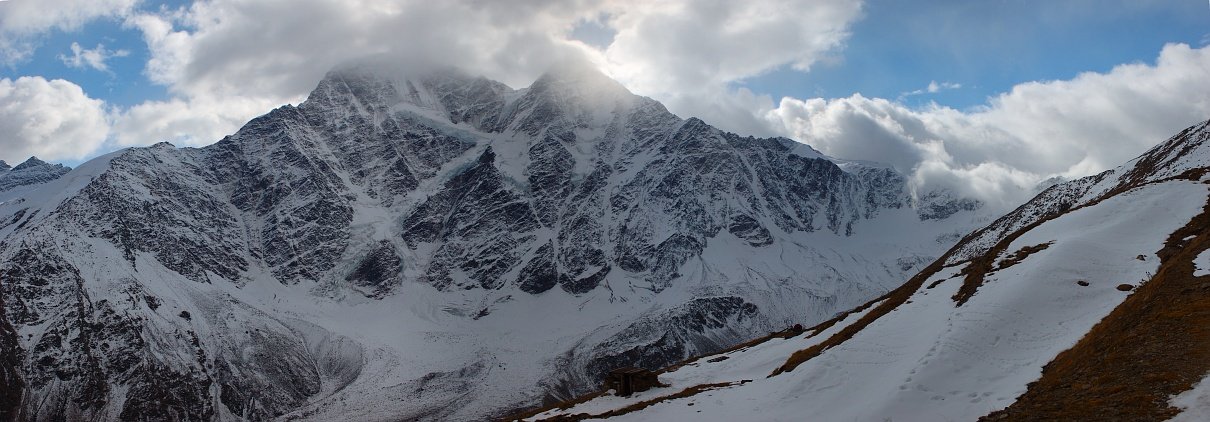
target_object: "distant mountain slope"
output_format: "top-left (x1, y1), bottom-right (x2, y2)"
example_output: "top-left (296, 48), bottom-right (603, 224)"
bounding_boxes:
top-left (0, 157), bottom-right (70, 193)
top-left (526, 119), bottom-right (1210, 421)
top-left (0, 61), bottom-right (983, 421)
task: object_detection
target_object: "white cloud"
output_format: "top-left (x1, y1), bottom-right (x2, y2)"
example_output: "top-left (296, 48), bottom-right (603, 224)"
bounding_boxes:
top-left (113, 0), bottom-right (606, 146)
top-left (0, 0), bottom-right (136, 33)
top-left (58, 42), bottom-right (130, 73)
top-left (898, 80), bottom-right (962, 99)
top-left (126, 0), bottom-right (604, 100)
top-left (596, 0), bottom-right (863, 135)
top-left (600, 1), bottom-right (861, 95)
top-left (111, 95), bottom-right (277, 147)
top-left (0, 76), bottom-right (110, 163)
top-left (766, 43), bottom-right (1210, 209)
top-left (0, 0), bottom-right (137, 63)
top-left (10, 0), bottom-right (1207, 215)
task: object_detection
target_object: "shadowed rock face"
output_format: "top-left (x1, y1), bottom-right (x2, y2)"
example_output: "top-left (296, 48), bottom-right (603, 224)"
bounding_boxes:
top-left (917, 189), bottom-right (984, 221)
top-left (0, 264), bottom-right (25, 422)
top-left (0, 62), bottom-right (977, 421)
top-left (345, 240), bottom-right (403, 297)
top-left (583, 296), bottom-right (762, 378)
top-left (401, 147), bottom-right (541, 290)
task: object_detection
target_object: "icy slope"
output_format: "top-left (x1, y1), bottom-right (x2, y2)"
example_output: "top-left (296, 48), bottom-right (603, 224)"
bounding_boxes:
top-left (528, 119), bottom-right (1210, 421)
top-left (0, 62), bottom-right (985, 421)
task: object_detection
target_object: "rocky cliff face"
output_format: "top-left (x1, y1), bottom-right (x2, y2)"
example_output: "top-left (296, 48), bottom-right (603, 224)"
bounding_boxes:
top-left (0, 61), bottom-right (983, 421)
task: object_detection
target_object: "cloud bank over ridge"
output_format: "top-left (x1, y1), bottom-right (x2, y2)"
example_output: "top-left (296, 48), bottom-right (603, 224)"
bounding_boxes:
top-left (1, 0), bottom-right (1208, 208)
top-left (765, 43), bottom-right (1210, 207)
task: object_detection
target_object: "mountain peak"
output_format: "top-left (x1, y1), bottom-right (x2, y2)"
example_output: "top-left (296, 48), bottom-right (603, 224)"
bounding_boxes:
top-left (0, 156), bottom-right (70, 192)
top-left (530, 59), bottom-right (630, 98)
top-left (12, 156), bottom-right (48, 171)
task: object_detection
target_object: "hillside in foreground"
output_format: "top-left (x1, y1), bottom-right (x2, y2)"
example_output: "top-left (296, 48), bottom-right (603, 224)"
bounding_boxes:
top-left (525, 119), bottom-right (1210, 421)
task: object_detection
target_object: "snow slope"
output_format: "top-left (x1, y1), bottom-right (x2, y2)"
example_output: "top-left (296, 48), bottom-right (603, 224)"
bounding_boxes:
top-left (529, 119), bottom-right (1210, 421)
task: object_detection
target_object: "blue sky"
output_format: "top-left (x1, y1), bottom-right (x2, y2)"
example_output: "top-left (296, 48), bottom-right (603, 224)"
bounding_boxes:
top-left (1, 0), bottom-right (1209, 205)
top-left (7, 16), bottom-right (166, 107)
top-left (734, 0), bottom-right (1210, 109)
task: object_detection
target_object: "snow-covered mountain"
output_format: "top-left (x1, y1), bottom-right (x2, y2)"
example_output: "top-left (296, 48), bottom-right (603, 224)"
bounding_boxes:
top-left (527, 119), bottom-right (1210, 421)
top-left (0, 61), bottom-right (985, 421)
top-left (0, 157), bottom-right (71, 193)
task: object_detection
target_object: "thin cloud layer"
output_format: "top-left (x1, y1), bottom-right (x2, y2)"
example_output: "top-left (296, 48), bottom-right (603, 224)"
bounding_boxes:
top-left (899, 81), bottom-right (961, 100)
top-left (58, 42), bottom-right (130, 73)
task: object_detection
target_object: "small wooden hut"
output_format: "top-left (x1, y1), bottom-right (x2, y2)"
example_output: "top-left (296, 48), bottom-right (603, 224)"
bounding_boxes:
top-left (605, 367), bottom-right (660, 396)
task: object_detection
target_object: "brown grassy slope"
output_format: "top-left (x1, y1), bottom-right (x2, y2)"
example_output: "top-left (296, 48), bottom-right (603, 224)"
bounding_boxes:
top-left (771, 162), bottom-right (1129, 375)
top-left (952, 236), bottom-right (1053, 306)
top-left (955, 120), bottom-right (1209, 306)
top-left (995, 242), bottom-right (1053, 270)
top-left (981, 188), bottom-right (1210, 421)
top-left (952, 166), bottom-right (1209, 306)
top-left (775, 162), bottom-right (1210, 376)
top-left (771, 258), bottom-right (952, 376)
top-left (504, 301), bottom-right (880, 421)
top-left (771, 178), bottom-right (1087, 375)
top-left (773, 182), bottom-right (1092, 375)
top-left (531, 381), bottom-right (746, 422)
top-left (503, 390), bottom-right (612, 422)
